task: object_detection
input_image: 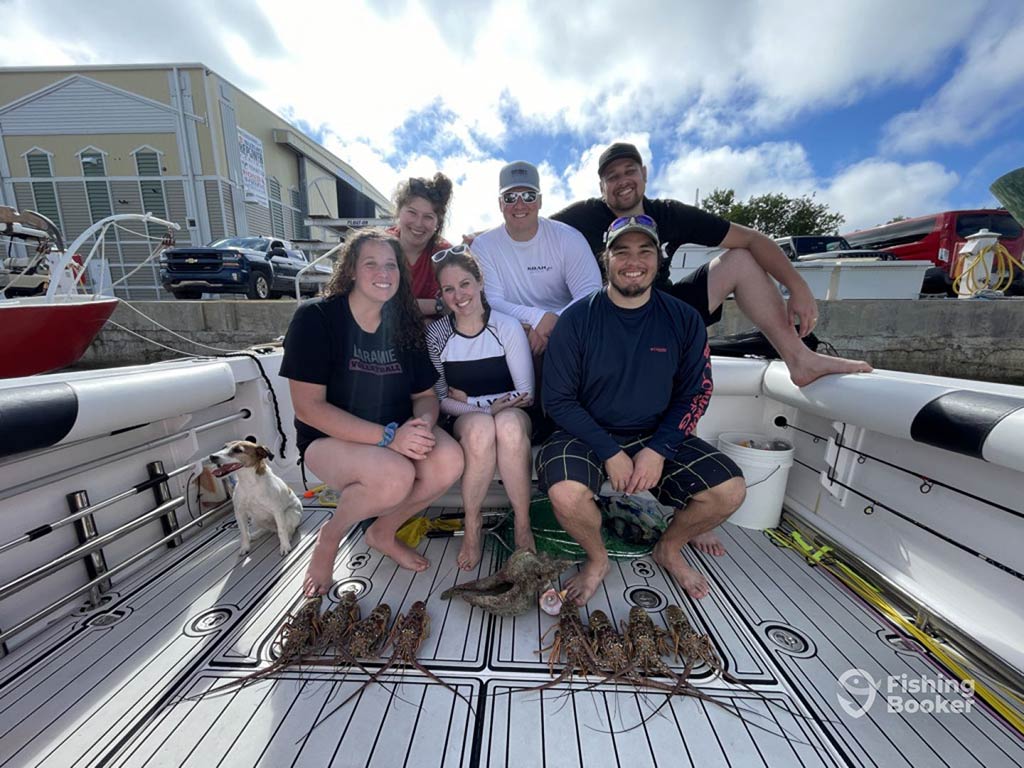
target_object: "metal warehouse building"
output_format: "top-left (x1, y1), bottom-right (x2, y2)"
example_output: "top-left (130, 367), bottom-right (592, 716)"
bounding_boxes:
top-left (0, 64), bottom-right (391, 298)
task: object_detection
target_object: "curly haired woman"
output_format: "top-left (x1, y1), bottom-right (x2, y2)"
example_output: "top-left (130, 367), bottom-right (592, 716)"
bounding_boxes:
top-left (389, 173), bottom-right (454, 317)
top-left (280, 229), bottom-right (464, 595)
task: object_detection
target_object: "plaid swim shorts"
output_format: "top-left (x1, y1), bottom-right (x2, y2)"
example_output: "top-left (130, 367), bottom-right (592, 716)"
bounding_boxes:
top-left (535, 430), bottom-right (743, 509)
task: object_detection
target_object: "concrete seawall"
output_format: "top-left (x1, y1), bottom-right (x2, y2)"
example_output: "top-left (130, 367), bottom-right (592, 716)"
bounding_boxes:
top-left (81, 298), bottom-right (1024, 385)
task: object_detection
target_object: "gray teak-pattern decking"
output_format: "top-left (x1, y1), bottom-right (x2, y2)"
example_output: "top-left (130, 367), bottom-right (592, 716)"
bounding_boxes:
top-left (1, 496), bottom-right (1020, 767)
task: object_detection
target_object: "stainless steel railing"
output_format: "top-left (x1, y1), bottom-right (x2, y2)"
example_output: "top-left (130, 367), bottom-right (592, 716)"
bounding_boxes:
top-left (0, 497), bottom-right (184, 603)
top-left (0, 464), bottom-right (194, 559)
top-left (0, 409), bottom-right (253, 649)
top-left (0, 498), bottom-right (232, 647)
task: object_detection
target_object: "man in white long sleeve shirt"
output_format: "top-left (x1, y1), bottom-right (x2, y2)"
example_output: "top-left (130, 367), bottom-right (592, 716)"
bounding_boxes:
top-left (471, 161), bottom-right (602, 355)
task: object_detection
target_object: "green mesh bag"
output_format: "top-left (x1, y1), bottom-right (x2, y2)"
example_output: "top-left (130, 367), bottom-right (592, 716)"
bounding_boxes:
top-left (492, 494), bottom-right (667, 559)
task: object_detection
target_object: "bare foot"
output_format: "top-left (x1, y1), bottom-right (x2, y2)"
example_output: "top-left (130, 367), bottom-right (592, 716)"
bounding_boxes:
top-left (789, 350), bottom-right (872, 387)
top-left (565, 556), bottom-right (610, 606)
top-left (303, 529), bottom-right (341, 596)
top-left (653, 541), bottom-right (710, 599)
top-left (457, 518), bottom-right (482, 571)
top-left (690, 529), bottom-right (726, 557)
top-left (365, 525), bottom-right (429, 572)
top-left (514, 522), bottom-right (536, 553)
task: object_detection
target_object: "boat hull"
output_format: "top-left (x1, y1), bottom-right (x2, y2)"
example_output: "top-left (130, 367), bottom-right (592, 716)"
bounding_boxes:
top-left (0, 296), bottom-right (118, 377)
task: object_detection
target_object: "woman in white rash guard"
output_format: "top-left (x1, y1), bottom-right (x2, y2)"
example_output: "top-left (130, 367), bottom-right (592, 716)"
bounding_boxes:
top-left (426, 245), bottom-right (536, 570)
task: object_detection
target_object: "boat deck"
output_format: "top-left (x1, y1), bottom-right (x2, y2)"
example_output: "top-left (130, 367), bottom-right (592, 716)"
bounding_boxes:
top-left (1, 493), bottom-right (1021, 767)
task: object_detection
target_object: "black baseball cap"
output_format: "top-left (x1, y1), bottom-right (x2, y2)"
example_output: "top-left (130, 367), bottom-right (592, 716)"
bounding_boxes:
top-left (597, 142), bottom-right (644, 176)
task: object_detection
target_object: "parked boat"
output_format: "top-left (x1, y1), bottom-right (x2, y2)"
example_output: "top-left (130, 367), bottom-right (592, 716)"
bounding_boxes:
top-left (0, 207), bottom-right (178, 378)
top-left (0, 350), bottom-right (1021, 766)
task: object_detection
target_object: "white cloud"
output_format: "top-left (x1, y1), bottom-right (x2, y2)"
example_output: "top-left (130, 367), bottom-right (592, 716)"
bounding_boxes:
top-left (739, 0), bottom-right (984, 126)
top-left (882, 10), bottom-right (1024, 153)
top-left (677, 102), bottom-right (748, 145)
top-left (2, 0), bottom-right (997, 152)
top-left (0, 0), bottom-right (285, 91)
top-left (645, 142), bottom-right (959, 233)
top-left (653, 142), bottom-right (818, 204)
top-left (822, 160), bottom-right (959, 231)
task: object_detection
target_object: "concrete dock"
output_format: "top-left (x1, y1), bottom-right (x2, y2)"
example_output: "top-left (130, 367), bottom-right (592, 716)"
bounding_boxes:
top-left (81, 298), bottom-right (1024, 385)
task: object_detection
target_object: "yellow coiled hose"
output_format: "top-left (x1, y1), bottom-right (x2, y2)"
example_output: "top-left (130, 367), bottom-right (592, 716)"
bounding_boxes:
top-left (952, 242), bottom-right (1024, 295)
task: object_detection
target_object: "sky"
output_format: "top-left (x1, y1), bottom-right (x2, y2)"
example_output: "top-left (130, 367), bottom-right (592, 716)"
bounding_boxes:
top-left (3, 0), bottom-right (1023, 240)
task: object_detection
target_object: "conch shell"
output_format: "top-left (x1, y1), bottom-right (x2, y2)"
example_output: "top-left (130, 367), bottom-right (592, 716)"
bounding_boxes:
top-left (440, 548), bottom-right (574, 616)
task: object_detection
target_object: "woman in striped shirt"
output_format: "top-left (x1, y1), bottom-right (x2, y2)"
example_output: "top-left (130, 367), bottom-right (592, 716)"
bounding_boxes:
top-left (426, 246), bottom-right (535, 570)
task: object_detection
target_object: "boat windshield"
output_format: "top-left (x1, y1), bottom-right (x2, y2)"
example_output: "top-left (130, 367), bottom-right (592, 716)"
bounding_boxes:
top-left (792, 235), bottom-right (851, 253)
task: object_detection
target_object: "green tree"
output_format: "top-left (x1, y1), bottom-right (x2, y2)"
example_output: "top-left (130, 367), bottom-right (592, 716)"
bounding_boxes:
top-left (886, 215), bottom-right (909, 224)
top-left (700, 188), bottom-right (845, 237)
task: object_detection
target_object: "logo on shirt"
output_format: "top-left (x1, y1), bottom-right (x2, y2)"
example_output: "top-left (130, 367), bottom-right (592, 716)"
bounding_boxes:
top-left (350, 344), bottom-right (402, 375)
top-left (526, 265), bottom-right (553, 272)
top-left (649, 346), bottom-right (667, 353)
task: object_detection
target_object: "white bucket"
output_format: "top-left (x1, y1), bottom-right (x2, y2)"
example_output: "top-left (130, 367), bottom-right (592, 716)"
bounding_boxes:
top-left (717, 432), bottom-right (795, 530)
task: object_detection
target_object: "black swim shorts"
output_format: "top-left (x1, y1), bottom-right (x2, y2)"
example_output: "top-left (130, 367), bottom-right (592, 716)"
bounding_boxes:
top-left (663, 262), bottom-right (722, 327)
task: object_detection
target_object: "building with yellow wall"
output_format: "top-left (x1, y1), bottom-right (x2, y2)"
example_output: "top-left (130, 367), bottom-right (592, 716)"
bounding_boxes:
top-left (0, 64), bottom-right (391, 298)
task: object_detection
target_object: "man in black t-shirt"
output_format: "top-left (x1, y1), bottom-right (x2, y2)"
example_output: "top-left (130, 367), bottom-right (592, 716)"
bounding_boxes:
top-left (551, 142), bottom-right (873, 392)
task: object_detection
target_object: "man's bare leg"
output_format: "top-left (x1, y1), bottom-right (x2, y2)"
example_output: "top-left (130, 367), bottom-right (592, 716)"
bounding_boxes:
top-left (707, 249), bottom-right (872, 386)
top-left (548, 480), bottom-right (609, 605)
top-left (653, 477), bottom-right (745, 599)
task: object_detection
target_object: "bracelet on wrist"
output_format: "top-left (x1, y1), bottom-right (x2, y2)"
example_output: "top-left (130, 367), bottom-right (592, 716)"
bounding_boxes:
top-left (377, 421), bottom-right (398, 447)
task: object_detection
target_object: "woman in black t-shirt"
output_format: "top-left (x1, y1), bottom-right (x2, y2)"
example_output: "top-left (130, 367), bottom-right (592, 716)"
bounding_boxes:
top-left (280, 229), bottom-right (464, 596)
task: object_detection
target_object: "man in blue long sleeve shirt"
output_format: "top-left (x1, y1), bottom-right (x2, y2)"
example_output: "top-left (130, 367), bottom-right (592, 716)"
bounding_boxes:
top-left (537, 216), bottom-right (746, 605)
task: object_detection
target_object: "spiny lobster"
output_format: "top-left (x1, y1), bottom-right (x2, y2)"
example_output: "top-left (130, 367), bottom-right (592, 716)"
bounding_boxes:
top-left (520, 602), bottom-right (603, 693)
top-left (305, 600), bottom-right (475, 739)
top-left (663, 603), bottom-right (808, 721)
top-left (187, 595), bottom-right (323, 700)
top-left (316, 590), bottom-right (360, 661)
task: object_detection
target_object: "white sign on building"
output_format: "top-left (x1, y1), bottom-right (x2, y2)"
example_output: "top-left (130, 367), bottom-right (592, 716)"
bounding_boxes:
top-left (237, 128), bottom-right (268, 207)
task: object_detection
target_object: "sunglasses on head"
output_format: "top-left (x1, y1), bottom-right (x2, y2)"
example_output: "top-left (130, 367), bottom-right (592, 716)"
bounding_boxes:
top-left (501, 190), bottom-right (539, 205)
top-left (604, 214), bottom-right (659, 246)
top-left (608, 214), bottom-right (656, 233)
top-left (431, 243), bottom-right (470, 263)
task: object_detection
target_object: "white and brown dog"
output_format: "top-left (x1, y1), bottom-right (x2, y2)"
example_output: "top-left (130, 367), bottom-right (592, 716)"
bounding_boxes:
top-left (208, 440), bottom-right (302, 556)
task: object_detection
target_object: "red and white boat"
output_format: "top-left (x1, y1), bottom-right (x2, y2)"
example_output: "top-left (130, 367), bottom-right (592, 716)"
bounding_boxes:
top-left (0, 207), bottom-right (178, 378)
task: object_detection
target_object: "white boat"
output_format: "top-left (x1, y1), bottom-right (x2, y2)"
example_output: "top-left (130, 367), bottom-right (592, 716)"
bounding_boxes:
top-left (0, 349), bottom-right (1022, 766)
